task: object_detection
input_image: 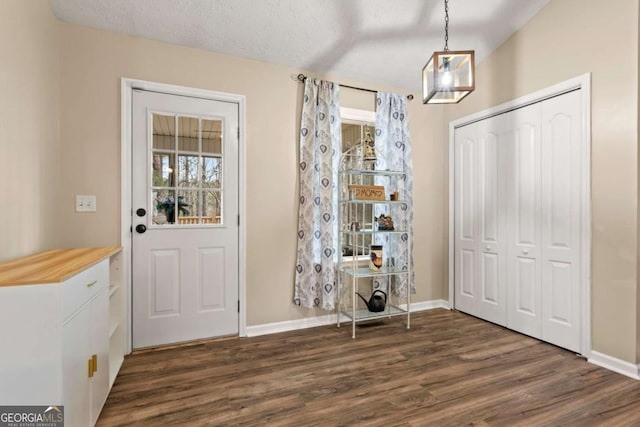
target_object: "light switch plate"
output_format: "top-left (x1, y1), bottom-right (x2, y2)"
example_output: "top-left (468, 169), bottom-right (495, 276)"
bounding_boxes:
top-left (75, 195), bottom-right (97, 212)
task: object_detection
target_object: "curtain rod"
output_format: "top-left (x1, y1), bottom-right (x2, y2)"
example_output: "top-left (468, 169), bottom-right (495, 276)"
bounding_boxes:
top-left (296, 74), bottom-right (414, 101)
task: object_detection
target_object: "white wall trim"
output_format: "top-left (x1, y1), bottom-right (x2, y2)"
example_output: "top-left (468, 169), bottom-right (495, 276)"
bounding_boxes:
top-left (339, 107), bottom-right (375, 123)
top-left (120, 78), bottom-right (247, 354)
top-left (589, 351), bottom-right (640, 380)
top-left (448, 73), bottom-right (592, 357)
top-left (246, 299), bottom-right (449, 337)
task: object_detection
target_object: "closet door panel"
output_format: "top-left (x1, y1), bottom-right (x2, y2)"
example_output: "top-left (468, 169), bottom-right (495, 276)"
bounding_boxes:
top-left (454, 118), bottom-right (507, 325)
top-left (453, 89), bottom-right (583, 353)
top-left (541, 90), bottom-right (581, 352)
top-left (477, 119), bottom-right (507, 325)
top-left (454, 126), bottom-right (479, 314)
top-left (515, 257), bottom-right (537, 315)
top-left (506, 104), bottom-right (542, 338)
top-left (481, 252), bottom-right (499, 303)
top-left (460, 249), bottom-right (475, 297)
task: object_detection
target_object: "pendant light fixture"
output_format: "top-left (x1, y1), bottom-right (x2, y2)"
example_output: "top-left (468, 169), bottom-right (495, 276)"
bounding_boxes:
top-left (422, 0), bottom-right (475, 104)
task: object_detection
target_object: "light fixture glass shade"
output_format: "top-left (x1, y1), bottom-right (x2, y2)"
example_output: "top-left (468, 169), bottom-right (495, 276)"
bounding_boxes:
top-left (422, 50), bottom-right (475, 104)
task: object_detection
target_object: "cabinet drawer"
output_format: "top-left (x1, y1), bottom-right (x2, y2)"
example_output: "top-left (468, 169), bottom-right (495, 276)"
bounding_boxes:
top-left (63, 259), bottom-right (108, 320)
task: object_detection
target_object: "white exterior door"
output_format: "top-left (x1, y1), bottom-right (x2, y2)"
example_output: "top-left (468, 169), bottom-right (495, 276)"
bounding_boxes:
top-left (132, 89), bottom-right (239, 349)
top-left (453, 89), bottom-right (583, 353)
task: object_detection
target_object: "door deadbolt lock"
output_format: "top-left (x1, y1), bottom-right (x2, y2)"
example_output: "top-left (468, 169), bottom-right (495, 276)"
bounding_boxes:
top-left (135, 224), bottom-right (147, 234)
top-left (136, 208), bottom-right (146, 217)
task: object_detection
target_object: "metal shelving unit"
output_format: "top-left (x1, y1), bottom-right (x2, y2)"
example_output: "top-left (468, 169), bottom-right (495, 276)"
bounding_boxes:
top-left (337, 148), bottom-right (412, 338)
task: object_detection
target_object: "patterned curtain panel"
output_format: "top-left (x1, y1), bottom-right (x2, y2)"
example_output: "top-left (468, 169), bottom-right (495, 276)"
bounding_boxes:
top-left (374, 91), bottom-right (415, 295)
top-left (294, 79), bottom-right (342, 310)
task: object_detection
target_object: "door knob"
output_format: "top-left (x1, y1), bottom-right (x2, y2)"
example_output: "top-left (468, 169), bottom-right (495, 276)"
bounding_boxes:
top-left (136, 224), bottom-right (147, 234)
top-left (136, 208), bottom-right (146, 217)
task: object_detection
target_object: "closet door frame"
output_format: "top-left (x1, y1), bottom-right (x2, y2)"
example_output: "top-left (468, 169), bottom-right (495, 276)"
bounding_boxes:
top-left (448, 73), bottom-right (592, 357)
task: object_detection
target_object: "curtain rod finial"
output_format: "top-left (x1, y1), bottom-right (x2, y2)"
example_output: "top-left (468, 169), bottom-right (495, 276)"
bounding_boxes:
top-left (297, 73), bottom-right (306, 82)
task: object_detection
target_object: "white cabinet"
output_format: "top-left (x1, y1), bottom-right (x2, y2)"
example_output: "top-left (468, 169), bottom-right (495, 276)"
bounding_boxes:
top-left (0, 247), bottom-right (122, 426)
top-left (63, 285), bottom-right (110, 426)
top-left (453, 90), bottom-right (583, 352)
top-left (62, 298), bottom-right (92, 427)
top-left (107, 253), bottom-right (125, 388)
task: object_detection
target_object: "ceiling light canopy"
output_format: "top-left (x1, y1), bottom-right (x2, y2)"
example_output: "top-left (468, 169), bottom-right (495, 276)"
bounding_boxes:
top-left (423, 0), bottom-right (475, 104)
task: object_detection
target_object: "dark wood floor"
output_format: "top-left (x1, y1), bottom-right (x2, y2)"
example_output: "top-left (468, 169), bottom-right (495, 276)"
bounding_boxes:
top-left (97, 309), bottom-right (640, 426)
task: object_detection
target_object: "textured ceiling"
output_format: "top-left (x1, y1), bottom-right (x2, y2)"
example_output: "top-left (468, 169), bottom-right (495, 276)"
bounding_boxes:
top-left (50, 0), bottom-right (550, 92)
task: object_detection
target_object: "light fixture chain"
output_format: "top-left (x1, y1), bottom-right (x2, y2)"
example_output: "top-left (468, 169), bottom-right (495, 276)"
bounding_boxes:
top-left (444, 0), bottom-right (449, 51)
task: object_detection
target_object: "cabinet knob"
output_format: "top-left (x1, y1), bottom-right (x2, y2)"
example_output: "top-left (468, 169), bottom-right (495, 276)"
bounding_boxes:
top-left (522, 249), bottom-right (529, 255)
top-left (485, 246), bottom-right (491, 251)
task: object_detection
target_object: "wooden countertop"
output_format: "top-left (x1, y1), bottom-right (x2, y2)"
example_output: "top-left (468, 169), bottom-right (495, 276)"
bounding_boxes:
top-left (0, 247), bottom-right (122, 286)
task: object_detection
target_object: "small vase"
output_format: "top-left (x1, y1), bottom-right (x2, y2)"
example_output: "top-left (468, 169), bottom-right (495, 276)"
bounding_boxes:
top-left (369, 245), bottom-right (383, 271)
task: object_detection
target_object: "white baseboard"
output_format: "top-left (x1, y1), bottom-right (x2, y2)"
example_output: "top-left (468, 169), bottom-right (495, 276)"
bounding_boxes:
top-left (245, 299), bottom-right (450, 337)
top-left (588, 350), bottom-right (640, 380)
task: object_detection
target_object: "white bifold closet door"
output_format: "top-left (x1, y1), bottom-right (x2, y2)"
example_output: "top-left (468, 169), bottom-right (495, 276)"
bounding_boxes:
top-left (454, 114), bottom-right (508, 326)
top-left (454, 90), bottom-right (582, 353)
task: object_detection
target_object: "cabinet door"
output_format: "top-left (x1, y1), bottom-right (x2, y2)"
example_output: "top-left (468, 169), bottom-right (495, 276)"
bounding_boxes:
top-left (91, 288), bottom-right (110, 425)
top-left (63, 306), bottom-right (91, 427)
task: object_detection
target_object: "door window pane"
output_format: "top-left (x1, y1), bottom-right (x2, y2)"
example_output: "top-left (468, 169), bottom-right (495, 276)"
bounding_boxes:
top-left (202, 156), bottom-right (222, 188)
top-left (203, 190), bottom-right (222, 224)
top-left (178, 155), bottom-right (199, 188)
top-left (202, 118), bottom-right (222, 154)
top-left (176, 190), bottom-right (198, 224)
top-left (153, 189), bottom-right (177, 225)
top-left (152, 153), bottom-right (175, 187)
top-left (150, 113), bottom-right (225, 226)
top-left (152, 114), bottom-right (175, 150)
top-left (178, 116), bottom-right (199, 152)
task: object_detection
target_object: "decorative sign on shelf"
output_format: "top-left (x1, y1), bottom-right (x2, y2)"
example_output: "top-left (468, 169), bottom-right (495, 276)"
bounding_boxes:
top-left (348, 185), bottom-right (385, 201)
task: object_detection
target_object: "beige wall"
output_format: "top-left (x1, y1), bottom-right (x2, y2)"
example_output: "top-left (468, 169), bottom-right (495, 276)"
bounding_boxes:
top-left (7, 0), bottom-right (635, 365)
top-left (637, 3), bottom-right (640, 363)
top-left (56, 22), bottom-right (443, 326)
top-left (0, 1), bottom-right (60, 262)
top-left (444, 0), bottom-right (640, 362)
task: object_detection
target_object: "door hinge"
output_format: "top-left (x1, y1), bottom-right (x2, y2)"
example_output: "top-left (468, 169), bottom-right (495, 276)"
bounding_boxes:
top-left (237, 214), bottom-right (240, 226)
top-left (237, 128), bottom-right (240, 139)
top-left (130, 225), bottom-right (133, 234)
top-left (237, 300), bottom-right (240, 313)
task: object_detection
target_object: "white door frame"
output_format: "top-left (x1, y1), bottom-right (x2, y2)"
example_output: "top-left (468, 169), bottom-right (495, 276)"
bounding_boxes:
top-left (121, 78), bottom-right (247, 353)
top-left (448, 73), bottom-right (592, 357)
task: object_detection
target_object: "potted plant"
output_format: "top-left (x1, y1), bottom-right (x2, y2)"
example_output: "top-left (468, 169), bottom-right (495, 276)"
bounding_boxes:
top-left (156, 195), bottom-right (190, 224)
